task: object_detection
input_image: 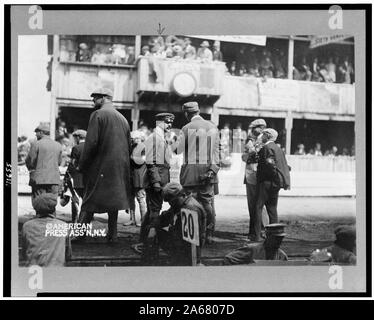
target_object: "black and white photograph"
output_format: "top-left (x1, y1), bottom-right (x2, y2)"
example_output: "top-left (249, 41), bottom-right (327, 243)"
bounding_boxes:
top-left (4, 4), bottom-right (370, 297)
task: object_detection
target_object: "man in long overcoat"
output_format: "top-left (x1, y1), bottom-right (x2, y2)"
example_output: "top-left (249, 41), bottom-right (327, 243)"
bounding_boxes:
top-left (78, 88), bottom-right (132, 242)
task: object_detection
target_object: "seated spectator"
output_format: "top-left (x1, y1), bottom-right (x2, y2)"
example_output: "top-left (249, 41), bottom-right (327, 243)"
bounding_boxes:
top-left (314, 142), bottom-right (323, 156)
top-left (110, 44), bottom-right (127, 65)
top-left (76, 43), bottom-right (91, 62)
top-left (319, 61), bottom-right (334, 83)
top-left (230, 61), bottom-right (237, 75)
top-left (184, 37), bottom-right (196, 60)
top-left (164, 41), bottom-right (174, 58)
top-left (124, 46), bottom-right (136, 65)
top-left (238, 64), bottom-right (248, 77)
top-left (341, 147), bottom-right (349, 156)
top-left (298, 57), bottom-right (312, 81)
top-left (21, 193), bottom-right (71, 267)
top-left (18, 135), bottom-right (31, 165)
top-left (311, 57), bottom-right (323, 82)
top-left (307, 148), bottom-right (315, 155)
top-left (247, 46), bottom-right (259, 75)
top-left (293, 66), bottom-right (302, 80)
top-left (330, 146), bottom-right (338, 156)
top-left (294, 143), bottom-right (306, 155)
top-left (326, 57), bottom-right (336, 83)
top-left (224, 224), bottom-right (288, 265)
top-left (259, 51), bottom-right (274, 78)
top-left (338, 57), bottom-right (354, 84)
top-left (197, 41), bottom-right (213, 62)
top-left (140, 45), bottom-right (151, 57)
top-left (172, 44), bottom-right (185, 58)
top-left (212, 40), bottom-right (223, 62)
top-left (273, 49), bottom-right (286, 79)
top-left (91, 47), bottom-right (107, 64)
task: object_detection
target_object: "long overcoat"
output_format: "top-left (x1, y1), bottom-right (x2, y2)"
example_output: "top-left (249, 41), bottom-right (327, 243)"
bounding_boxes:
top-left (79, 102), bottom-right (132, 213)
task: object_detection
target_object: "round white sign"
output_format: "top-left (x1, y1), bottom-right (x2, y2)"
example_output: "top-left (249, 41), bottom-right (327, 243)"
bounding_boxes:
top-left (172, 72), bottom-right (196, 97)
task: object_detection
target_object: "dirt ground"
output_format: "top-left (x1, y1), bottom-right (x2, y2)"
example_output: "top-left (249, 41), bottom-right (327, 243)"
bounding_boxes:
top-left (18, 195), bottom-right (356, 266)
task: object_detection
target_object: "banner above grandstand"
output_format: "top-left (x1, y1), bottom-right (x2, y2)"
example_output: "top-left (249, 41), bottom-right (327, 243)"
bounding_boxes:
top-left (309, 35), bottom-right (352, 48)
top-left (189, 35), bottom-right (267, 46)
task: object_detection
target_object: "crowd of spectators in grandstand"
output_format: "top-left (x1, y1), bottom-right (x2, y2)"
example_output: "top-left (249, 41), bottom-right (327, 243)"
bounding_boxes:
top-left (60, 35), bottom-right (354, 84)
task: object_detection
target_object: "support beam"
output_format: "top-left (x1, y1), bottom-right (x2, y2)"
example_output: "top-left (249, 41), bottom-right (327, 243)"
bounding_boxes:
top-left (287, 36), bottom-right (294, 80)
top-left (131, 107), bottom-right (140, 131)
top-left (49, 35), bottom-right (60, 140)
top-left (135, 35), bottom-right (141, 59)
top-left (285, 110), bottom-right (293, 155)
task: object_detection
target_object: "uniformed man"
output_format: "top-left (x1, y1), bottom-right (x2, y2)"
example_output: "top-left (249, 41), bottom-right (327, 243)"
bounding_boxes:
top-left (78, 88), bottom-right (132, 243)
top-left (25, 123), bottom-right (62, 198)
top-left (242, 119), bottom-right (267, 240)
top-left (140, 112), bottom-right (175, 263)
top-left (175, 101), bottom-right (220, 244)
top-left (310, 225), bottom-right (356, 265)
top-left (224, 223), bottom-right (288, 265)
top-left (150, 182), bottom-right (207, 266)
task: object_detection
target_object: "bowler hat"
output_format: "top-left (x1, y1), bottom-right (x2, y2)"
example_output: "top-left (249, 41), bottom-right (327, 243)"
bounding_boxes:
top-left (265, 223), bottom-right (287, 237)
top-left (90, 87), bottom-right (114, 98)
top-left (182, 101), bottom-right (199, 113)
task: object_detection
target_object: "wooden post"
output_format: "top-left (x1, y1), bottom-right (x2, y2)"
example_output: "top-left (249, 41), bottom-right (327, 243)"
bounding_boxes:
top-left (135, 35), bottom-right (141, 59)
top-left (131, 107), bottom-right (139, 131)
top-left (191, 244), bottom-right (197, 266)
top-left (287, 36), bottom-right (294, 80)
top-left (49, 34), bottom-right (59, 140)
top-left (285, 110), bottom-right (293, 155)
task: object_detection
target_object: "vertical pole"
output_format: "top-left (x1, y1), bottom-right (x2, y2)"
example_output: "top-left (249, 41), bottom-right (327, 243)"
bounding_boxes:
top-left (131, 108), bottom-right (139, 131)
top-left (285, 110), bottom-right (293, 155)
top-left (135, 35), bottom-right (141, 58)
top-left (287, 36), bottom-right (294, 80)
top-left (191, 244), bottom-right (197, 266)
top-left (49, 35), bottom-right (59, 140)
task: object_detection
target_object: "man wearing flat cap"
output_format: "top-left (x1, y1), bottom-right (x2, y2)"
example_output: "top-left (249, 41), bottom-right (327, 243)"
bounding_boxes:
top-left (224, 223), bottom-right (288, 265)
top-left (323, 225), bottom-right (356, 264)
top-left (65, 129), bottom-right (86, 222)
top-left (242, 119), bottom-right (267, 241)
top-left (175, 101), bottom-right (220, 243)
top-left (26, 123), bottom-right (63, 198)
top-left (253, 128), bottom-right (290, 241)
top-left (21, 193), bottom-right (71, 267)
top-left (147, 182), bottom-right (206, 266)
top-left (140, 112), bottom-right (175, 260)
top-left (78, 87), bottom-right (132, 243)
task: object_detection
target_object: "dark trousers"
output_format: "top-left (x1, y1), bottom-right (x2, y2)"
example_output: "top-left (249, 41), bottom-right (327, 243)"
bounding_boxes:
top-left (184, 184), bottom-right (215, 233)
top-left (78, 210), bottom-right (119, 240)
top-left (254, 181), bottom-right (280, 239)
top-left (246, 183), bottom-right (267, 238)
top-left (31, 184), bottom-right (59, 199)
top-left (140, 188), bottom-right (163, 265)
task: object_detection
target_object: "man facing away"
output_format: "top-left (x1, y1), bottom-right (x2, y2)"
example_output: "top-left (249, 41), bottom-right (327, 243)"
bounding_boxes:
top-left (22, 193), bottom-right (71, 267)
top-left (78, 88), bottom-right (132, 243)
top-left (224, 224), bottom-right (288, 265)
top-left (175, 101), bottom-right (220, 244)
top-left (25, 123), bottom-right (62, 199)
top-left (254, 128), bottom-right (290, 241)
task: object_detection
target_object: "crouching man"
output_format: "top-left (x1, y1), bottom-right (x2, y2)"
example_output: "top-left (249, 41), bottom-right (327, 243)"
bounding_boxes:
top-left (143, 182), bottom-right (207, 266)
top-left (22, 193), bottom-right (72, 267)
top-left (223, 224), bottom-right (288, 265)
